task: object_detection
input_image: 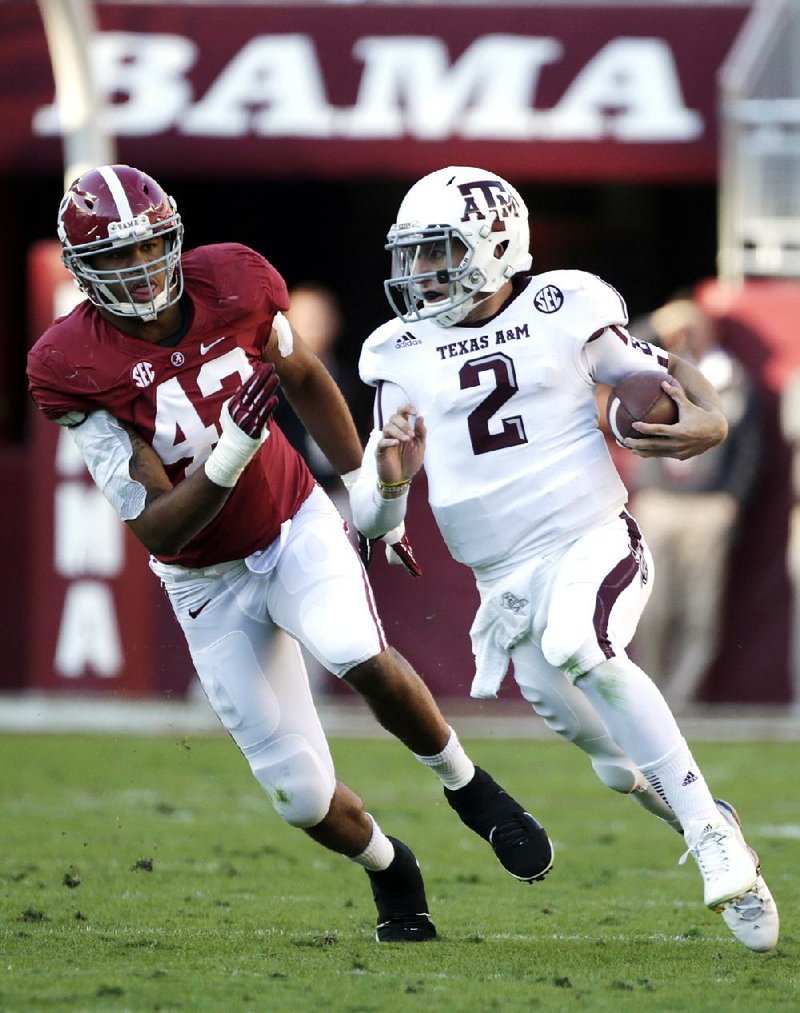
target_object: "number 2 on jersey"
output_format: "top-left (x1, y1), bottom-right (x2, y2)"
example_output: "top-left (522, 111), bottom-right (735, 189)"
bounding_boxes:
top-left (459, 352), bottom-right (528, 455)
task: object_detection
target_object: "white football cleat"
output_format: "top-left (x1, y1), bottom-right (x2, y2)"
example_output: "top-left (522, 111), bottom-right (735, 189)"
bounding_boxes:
top-left (715, 799), bottom-right (780, 952)
top-left (680, 813), bottom-right (757, 911)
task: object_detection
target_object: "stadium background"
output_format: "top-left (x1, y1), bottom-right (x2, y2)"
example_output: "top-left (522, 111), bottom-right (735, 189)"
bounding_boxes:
top-left (0, 0), bottom-right (796, 710)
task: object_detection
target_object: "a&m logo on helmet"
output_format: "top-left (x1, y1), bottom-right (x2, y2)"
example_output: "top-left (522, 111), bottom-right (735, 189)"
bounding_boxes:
top-left (457, 179), bottom-right (522, 224)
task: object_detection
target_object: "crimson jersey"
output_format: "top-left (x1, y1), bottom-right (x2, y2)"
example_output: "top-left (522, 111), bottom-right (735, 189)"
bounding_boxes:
top-left (27, 243), bottom-right (315, 567)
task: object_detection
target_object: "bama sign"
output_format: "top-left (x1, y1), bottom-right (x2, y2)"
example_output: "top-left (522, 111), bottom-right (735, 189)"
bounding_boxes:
top-left (4, 3), bottom-right (749, 181)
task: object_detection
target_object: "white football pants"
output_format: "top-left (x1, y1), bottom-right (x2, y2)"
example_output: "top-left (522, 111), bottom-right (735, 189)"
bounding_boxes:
top-left (494, 513), bottom-right (681, 825)
top-left (150, 487), bottom-right (386, 828)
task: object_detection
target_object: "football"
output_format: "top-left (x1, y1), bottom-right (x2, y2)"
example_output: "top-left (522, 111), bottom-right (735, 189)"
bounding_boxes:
top-left (606, 370), bottom-right (679, 443)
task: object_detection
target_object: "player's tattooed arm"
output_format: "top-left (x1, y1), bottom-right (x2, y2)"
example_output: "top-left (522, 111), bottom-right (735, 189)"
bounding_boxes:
top-left (120, 422), bottom-right (172, 501)
top-left (115, 419), bottom-right (232, 556)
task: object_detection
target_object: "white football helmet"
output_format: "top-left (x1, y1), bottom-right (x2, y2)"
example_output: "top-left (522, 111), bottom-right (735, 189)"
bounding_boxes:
top-left (385, 166), bottom-right (532, 327)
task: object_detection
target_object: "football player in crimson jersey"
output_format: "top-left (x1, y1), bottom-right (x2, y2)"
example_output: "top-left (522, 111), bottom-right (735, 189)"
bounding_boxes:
top-left (350, 166), bottom-right (779, 952)
top-left (27, 165), bottom-right (555, 944)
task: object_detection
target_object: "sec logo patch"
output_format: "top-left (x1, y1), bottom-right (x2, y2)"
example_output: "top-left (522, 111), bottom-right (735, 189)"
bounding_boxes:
top-left (131, 361), bottom-right (155, 388)
top-left (534, 285), bottom-right (564, 314)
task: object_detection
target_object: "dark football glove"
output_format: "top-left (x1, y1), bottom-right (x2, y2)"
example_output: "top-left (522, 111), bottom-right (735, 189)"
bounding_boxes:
top-left (229, 362), bottom-right (280, 438)
top-left (358, 531), bottom-right (374, 569)
top-left (358, 524), bottom-right (422, 578)
top-left (386, 531), bottom-right (422, 577)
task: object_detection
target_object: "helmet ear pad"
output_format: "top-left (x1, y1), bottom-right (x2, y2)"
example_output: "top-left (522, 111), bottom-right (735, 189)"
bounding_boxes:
top-left (493, 238), bottom-right (510, 265)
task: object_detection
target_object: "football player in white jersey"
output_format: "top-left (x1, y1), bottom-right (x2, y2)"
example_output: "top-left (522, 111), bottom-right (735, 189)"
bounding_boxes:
top-left (347, 166), bottom-right (779, 952)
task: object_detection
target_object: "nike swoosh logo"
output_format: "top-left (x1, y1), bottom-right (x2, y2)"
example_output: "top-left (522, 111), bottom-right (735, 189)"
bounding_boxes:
top-left (199, 336), bottom-right (226, 355)
top-left (188, 599), bottom-right (211, 619)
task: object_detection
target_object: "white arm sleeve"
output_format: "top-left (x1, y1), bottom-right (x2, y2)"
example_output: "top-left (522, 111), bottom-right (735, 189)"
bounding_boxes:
top-left (348, 381), bottom-right (412, 538)
top-left (67, 411), bottom-right (148, 521)
top-left (583, 326), bottom-right (669, 386)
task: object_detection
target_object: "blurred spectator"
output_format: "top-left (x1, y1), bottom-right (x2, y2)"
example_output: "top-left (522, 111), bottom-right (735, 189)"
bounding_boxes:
top-left (780, 368), bottom-right (800, 705)
top-left (628, 298), bottom-right (763, 710)
top-left (275, 283), bottom-right (369, 508)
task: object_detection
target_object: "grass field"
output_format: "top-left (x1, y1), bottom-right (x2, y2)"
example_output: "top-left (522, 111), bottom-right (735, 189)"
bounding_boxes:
top-left (1, 731), bottom-right (796, 1012)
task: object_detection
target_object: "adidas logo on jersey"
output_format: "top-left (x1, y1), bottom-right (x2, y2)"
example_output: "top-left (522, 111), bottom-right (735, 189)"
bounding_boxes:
top-left (395, 330), bottom-right (421, 349)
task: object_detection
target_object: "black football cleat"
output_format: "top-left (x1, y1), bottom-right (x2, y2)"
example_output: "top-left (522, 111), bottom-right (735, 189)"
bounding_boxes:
top-left (444, 767), bottom-right (554, 883)
top-left (366, 837), bottom-right (437, 942)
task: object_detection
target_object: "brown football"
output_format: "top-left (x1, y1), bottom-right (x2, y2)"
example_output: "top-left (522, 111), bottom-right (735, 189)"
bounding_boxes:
top-left (606, 370), bottom-right (679, 443)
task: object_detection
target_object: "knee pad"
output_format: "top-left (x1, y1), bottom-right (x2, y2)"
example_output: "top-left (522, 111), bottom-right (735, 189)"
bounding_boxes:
top-left (245, 733), bottom-right (335, 829)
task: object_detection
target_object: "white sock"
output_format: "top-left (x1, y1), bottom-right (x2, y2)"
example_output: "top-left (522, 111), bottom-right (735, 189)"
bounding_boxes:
top-left (629, 777), bottom-right (683, 832)
top-left (413, 726), bottom-right (475, 790)
top-left (348, 814), bottom-right (395, 871)
top-left (639, 739), bottom-right (720, 834)
top-left (577, 657), bottom-right (720, 833)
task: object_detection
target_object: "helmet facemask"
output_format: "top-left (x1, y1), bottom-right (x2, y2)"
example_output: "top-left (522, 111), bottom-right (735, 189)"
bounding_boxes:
top-left (60, 211), bottom-right (184, 322)
top-left (385, 225), bottom-right (488, 327)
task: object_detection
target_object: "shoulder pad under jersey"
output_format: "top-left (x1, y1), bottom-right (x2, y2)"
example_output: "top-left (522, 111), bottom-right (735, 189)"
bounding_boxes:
top-left (527, 269), bottom-right (628, 336)
top-left (359, 317), bottom-right (411, 387)
top-left (185, 244), bottom-right (290, 319)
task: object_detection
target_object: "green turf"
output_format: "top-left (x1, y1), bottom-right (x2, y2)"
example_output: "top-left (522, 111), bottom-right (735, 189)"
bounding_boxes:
top-left (1, 732), bottom-right (796, 1012)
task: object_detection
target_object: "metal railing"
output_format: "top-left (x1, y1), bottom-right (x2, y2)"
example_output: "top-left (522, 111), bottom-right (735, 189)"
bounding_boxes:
top-left (37, 0), bottom-right (114, 187)
top-left (718, 0), bottom-right (800, 280)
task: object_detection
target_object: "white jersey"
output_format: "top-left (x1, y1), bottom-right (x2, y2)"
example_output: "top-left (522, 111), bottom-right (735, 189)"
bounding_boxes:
top-left (359, 270), bottom-right (669, 574)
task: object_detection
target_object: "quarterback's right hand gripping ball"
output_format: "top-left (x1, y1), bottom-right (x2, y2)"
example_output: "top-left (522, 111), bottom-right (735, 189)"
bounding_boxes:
top-left (229, 363), bottom-right (280, 438)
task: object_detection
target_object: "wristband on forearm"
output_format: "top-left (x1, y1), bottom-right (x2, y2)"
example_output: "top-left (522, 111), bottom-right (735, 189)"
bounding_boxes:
top-left (367, 480), bottom-right (407, 531)
top-left (377, 477), bottom-right (411, 499)
top-left (346, 449), bottom-right (409, 538)
top-left (204, 402), bottom-right (269, 488)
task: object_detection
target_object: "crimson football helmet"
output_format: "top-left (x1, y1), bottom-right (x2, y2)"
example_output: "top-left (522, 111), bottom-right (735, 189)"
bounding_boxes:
top-left (57, 164), bottom-right (184, 321)
top-left (385, 166), bottom-right (532, 327)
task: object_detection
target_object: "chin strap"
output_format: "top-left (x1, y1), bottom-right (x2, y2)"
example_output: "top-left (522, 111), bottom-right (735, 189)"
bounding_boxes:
top-left (94, 282), bottom-right (170, 321)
